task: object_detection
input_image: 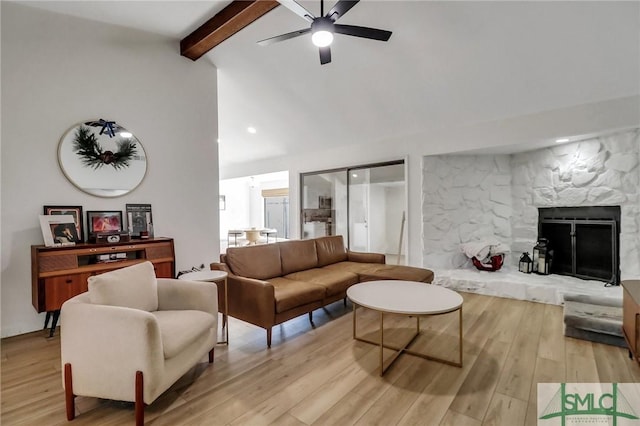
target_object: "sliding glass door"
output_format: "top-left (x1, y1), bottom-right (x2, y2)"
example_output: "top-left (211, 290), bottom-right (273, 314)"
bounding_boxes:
top-left (300, 170), bottom-right (345, 238)
top-left (348, 163), bottom-right (406, 259)
top-left (300, 161), bottom-right (406, 263)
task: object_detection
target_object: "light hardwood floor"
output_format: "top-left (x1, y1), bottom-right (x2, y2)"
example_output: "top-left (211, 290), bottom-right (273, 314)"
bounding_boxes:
top-left (2, 292), bottom-right (638, 425)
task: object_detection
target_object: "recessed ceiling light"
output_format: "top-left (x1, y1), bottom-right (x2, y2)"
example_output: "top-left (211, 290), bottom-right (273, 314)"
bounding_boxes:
top-left (555, 138), bottom-right (570, 143)
top-left (247, 127), bottom-right (257, 134)
top-left (352, 173), bottom-right (358, 178)
top-left (119, 132), bottom-right (132, 138)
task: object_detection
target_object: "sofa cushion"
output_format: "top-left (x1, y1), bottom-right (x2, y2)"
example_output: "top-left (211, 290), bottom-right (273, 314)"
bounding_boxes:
top-left (323, 261), bottom-right (382, 275)
top-left (357, 264), bottom-right (434, 283)
top-left (88, 261), bottom-right (158, 311)
top-left (267, 277), bottom-right (326, 313)
top-left (226, 244), bottom-right (283, 280)
top-left (280, 240), bottom-right (318, 275)
top-left (151, 310), bottom-right (216, 359)
top-left (285, 268), bottom-right (359, 297)
top-left (315, 236), bottom-right (348, 267)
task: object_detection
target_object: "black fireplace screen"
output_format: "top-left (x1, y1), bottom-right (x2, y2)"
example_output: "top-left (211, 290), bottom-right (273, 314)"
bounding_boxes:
top-left (538, 206), bottom-right (620, 284)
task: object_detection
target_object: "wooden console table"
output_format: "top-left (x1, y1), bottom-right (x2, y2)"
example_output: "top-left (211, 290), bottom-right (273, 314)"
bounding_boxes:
top-left (31, 238), bottom-right (175, 337)
top-left (622, 280), bottom-right (640, 365)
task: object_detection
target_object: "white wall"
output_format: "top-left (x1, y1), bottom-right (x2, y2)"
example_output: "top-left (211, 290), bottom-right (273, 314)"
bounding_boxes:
top-left (219, 177), bottom-right (252, 234)
top-left (1, 3), bottom-right (219, 337)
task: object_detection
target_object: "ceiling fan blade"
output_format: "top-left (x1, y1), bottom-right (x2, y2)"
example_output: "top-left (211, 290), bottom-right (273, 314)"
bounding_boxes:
top-left (326, 0), bottom-right (359, 22)
top-left (334, 24), bottom-right (392, 41)
top-left (277, 0), bottom-right (315, 23)
top-left (257, 28), bottom-right (310, 46)
top-left (319, 46), bottom-right (331, 65)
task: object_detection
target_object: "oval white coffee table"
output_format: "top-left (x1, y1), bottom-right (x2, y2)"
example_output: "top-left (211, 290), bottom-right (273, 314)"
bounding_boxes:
top-left (347, 280), bottom-right (463, 375)
top-left (179, 270), bottom-right (229, 345)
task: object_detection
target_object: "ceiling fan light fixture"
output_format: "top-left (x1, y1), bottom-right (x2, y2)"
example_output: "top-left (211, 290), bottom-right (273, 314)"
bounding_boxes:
top-left (312, 30), bottom-right (333, 47)
top-left (311, 18), bottom-right (334, 47)
top-left (259, 1), bottom-right (392, 65)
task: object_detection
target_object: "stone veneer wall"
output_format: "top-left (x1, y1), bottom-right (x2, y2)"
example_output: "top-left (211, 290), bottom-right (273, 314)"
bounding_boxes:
top-left (423, 155), bottom-right (512, 268)
top-left (422, 129), bottom-right (640, 278)
top-left (511, 129), bottom-right (640, 279)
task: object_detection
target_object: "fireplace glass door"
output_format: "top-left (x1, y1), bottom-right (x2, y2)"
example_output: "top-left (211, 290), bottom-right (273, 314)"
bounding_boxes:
top-left (539, 221), bottom-right (572, 275)
top-left (575, 221), bottom-right (616, 281)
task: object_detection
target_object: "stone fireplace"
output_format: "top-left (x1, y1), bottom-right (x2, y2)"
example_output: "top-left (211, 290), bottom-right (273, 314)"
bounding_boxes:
top-left (422, 129), bottom-right (640, 283)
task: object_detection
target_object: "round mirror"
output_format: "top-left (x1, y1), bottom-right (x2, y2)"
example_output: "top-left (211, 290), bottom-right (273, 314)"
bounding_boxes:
top-left (58, 119), bottom-right (147, 197)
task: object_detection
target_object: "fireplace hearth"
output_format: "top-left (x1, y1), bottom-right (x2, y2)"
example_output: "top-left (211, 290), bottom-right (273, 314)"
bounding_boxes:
top-left (538, 206), bottom-right (620, 285)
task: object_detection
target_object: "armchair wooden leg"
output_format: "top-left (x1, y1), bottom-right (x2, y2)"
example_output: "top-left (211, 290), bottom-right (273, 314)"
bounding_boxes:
top-left (135, 371), bottom-right (145, 426)
top-left (209, 348), bottom-right (215, 363)
top-left (344, 297), bottom-right (347, 307)
top-left (309, 311), bottom-right (314, 324)
top-left (267, 328), bottom-right (272, 348)
top-left (64, 363), bottom-right (75, 421)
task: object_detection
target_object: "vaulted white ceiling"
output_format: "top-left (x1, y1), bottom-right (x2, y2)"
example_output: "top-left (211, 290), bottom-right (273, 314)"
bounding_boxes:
top-left (21, 1), bottom-right (640, 172)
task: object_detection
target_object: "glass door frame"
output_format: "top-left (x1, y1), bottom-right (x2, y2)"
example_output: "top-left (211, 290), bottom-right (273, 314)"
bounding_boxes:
top-left (299, 159), bottom-right (406, 248)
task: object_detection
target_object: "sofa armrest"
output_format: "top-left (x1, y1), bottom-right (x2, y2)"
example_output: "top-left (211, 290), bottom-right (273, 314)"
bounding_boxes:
top-left (60, 294), bottom-right (164, 402)
top-left (227, 274), bottom-right (276, 328)
top-left (157, 278), bottom-right (218, 316)
top-left (210, 262), bottom-right (230, 273)
top-left (347, 250), bottom-right (386, 264)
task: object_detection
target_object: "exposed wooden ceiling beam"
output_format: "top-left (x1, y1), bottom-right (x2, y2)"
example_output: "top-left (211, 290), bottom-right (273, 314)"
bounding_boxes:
top-left (181, 0), bottom-right (280, 61)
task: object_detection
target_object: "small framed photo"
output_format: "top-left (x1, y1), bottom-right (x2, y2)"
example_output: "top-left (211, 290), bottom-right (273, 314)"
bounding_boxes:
top-left (43, 205), bottom-right (84, 242)
top-left (39, 215), bottom-right (79, 247)
top-left (125, 204), bottom-right (153, 238)
top-left (86, 211), bottom-right (123, 236)
top-left (319, 196), bottom-right (332, 209)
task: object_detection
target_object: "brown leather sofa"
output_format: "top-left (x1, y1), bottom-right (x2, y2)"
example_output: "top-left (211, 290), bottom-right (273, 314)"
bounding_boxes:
top-left (211, 235), bottom-right (433, 347)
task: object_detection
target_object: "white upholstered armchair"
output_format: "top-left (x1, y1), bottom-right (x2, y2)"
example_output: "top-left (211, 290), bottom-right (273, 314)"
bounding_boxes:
top-left (60, 261), bottom-right (217, 425)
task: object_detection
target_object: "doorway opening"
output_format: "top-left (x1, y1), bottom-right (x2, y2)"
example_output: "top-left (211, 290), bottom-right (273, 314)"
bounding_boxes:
top-left (219, 171), bottom-right (289, 250)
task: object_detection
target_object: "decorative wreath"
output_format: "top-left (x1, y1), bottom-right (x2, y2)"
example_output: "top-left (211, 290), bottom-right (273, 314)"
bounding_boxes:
top-left (73, 125), bottom-right (137, 170)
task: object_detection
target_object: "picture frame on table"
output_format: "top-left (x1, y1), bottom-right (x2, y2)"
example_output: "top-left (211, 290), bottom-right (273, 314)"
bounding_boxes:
top-left (39, 215), bottom-right (79, 247)
top-left (86, 211), bottom-right (123, 238)
top-left (125, 204), bottom-right (153, 238)
top-left (43, 205), bottom-right (84, 242)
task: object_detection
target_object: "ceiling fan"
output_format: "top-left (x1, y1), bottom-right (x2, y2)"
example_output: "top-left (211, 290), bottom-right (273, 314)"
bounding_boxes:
top-left (257, 0), bottom-right (392, 65)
